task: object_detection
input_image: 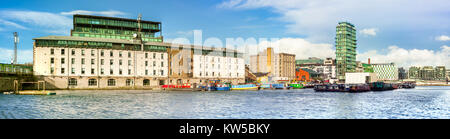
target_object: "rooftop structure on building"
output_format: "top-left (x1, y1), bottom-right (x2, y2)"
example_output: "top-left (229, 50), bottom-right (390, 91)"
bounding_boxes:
top-left (32, 14), bottom-right (245, 89)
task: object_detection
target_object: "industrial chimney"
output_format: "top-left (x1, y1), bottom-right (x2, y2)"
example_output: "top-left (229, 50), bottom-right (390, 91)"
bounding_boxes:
top-left (368, 58), bottom-right (371, 64)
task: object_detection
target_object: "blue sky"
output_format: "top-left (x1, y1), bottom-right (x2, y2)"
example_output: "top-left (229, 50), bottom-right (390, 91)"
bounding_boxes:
top-left (0, 0), bottom-right (449, 67)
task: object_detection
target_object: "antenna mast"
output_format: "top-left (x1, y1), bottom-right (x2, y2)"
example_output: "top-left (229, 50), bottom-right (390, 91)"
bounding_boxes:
top-left (13, 32), bottom-right (18, 64)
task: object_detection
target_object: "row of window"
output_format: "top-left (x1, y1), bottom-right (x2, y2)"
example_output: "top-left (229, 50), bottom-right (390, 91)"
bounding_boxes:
top-left (199, 64), bottom-right (239, 70)
top-left (51, 67), bottom-right (164, 76)
top-left (50, 57), bottom-right (164, 68)
top-left (50, 48), bottom-right (165, 59)
top-left (74, 17), bottom-right (160, 30)
top-left (198, 72), bottom-right (240, 77)
top-left (68, 78), bottom-right (154, 87)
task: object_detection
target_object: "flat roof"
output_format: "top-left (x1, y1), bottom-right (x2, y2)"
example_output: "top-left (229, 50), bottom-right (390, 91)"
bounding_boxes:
top-left (74, 14), bottom-right (161, 24)
top-left (33, 36), bottom-right (242, 53)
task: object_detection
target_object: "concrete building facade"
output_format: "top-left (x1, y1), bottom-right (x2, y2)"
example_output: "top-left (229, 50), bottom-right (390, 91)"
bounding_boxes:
top-left (33, 14), bottom-right (245, 89)
top-left (250, 47), bottom-right (296, 82)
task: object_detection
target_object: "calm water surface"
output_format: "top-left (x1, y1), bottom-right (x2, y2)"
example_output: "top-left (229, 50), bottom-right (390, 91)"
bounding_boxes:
top-left (1, 86), bottom-right (449, 119)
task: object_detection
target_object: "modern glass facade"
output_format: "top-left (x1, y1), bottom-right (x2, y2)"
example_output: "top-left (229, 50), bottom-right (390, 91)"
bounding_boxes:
top-left (71, 14), bottom-right (163, 42)
top-left (335, 22), bottom-right (357, 81)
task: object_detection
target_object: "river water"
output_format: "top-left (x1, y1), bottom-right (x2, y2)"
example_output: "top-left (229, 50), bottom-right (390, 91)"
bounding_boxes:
top-left (0, 86), bottom-right (449, 119)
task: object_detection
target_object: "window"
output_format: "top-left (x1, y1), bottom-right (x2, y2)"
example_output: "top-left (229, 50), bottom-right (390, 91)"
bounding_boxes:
top-left (153, 53), bottom-right (156, 59)
top-left (50, 58), bottom-right (54, 64)
top-left (110, 51), bottom-right (113, 57)
top-left (161, 62), bottom-right (163, 67)
top-left (145, 53), bottom-right (148, 58)
top-left (161, 54), bottom-right (164, 59)
top-left (128, 52), bottom-right (131, 58)
top-left (128, 60), bottom-right (132, 66)
top-left (153, 70), bottom-right (156, 75)
top-left (110, 59), bottom-right (114, 65)
top-left (145, 61), bottom-right (148, 66)
top-left (71, 58), bottom-right (75, 64)
top-left (91, 68), bottom-right (95, 74)
top-left (71, 68), bottom-right (75, 74)
top-left (68, 78), bottom-right (77, 86)
top-left (101, 50), bottom-right (104, 56)
top-left (160, 70), bottom-right (164, 76)
top-left (128, 69), bottom-right (131, 75)
top-left (71, 49), bottom-right (75, 55)
top-left (126, 79), bottom-right (133, 86)
top-left (81, 68), bottom-right (85, 74)
top-left (143, 79), bottom-right (150, 86)
top-left (101, 68), bottom-right (104, 75)
top-left (101, 59), bottom-right (104, 65)
top-left (81, 50), bottom-right (85, 56)
top-left (119, 59), bottom-right (122, 65)
top-left (91, 59), bottom-right (95, 65)
top-left (110, 69), bottom-right (113, 75)
top-left (61, 58), bottom-right (65, 64)
top-left (50, 68), bottom-right (54, 74)
top-left (61, 49), bottom-right (65, 55)
top-left (145, 70), bottom-right (148, 75)
top-left (153, 61), bottom-right (156, 66)
top-left (119, 51), bottom-right (122, 57)
top-left (88, 79), bottom-right (97, 86)
top-left (91, 50), bottom-right (95, 56)
top-left (108, 79), bottom-right (116, 86)
top-left (50, 49), bottom-right (54, 55)
top-left (81, 58), bottom-right (85, 65)
top-left (61, 68), bottom-right (65, 74)
top-left (119, 69), bottom-right (122, 75)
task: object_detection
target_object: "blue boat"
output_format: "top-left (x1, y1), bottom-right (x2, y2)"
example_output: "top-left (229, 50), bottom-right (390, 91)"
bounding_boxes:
top-left (215, 84), bottom-right (231, 91)
top-left (259, 84), bottom-right (272, 90)
top-left (231, 84), bottom-right (259, 90)
top-left (272, 84), bottom-right (292, 89)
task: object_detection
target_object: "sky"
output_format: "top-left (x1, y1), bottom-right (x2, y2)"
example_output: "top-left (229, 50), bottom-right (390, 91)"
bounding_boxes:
top-left (0, 0), bottom-right (448, 68)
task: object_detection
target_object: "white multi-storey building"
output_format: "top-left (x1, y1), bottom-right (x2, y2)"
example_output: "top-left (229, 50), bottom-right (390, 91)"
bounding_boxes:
top-left (33, 36), bottom-right (168, 89)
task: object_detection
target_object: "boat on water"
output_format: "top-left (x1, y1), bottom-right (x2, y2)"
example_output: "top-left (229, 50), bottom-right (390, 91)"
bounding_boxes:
top-left (401, 82), bottom-right (416, 89)
top-left (215, 84), bottom-right (231, 91)
top-left (259, 84), bottom-right (272, 90)
top-left (369, 82), bottom-right (394, 91)
top-left (314, 84), bottom-right (328, 92)
top-left (271, 84), bottom-right (292, 90)
top-left (162, 84), bottom-right (195, 91)
top-left (349, 84), bottom-right (371, 92)
top-left (231, 84), bottom-right (259, 90)
top-left (289, 84), bottom-right (304, 89)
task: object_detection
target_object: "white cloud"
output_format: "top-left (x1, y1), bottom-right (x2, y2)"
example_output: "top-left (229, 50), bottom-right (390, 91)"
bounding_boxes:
top-left (357, 45), bottom-right (450, 68)
top-left (436, 35), bottom-right (450, 41)
top-left (244, 38), bottom-right (335, 60)
top-left (0, 48), bottom-right (33, 64)
top-left (0, 19), bottom-right (28, 30)
top-left (218, 0), bottom-right (450, 42)
top-left (360, 28), bottom-right (378, 36)
top-left (60, 10), bottom-right (127, 17)
top-left (0, 10), bottom-right (72, 35)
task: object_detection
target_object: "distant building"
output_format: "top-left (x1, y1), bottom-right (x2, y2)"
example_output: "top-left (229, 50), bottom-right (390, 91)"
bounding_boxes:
top-left (398, 67), bottom-right (408, 80)
top-left (408, 66), bottom-right (446, 81)
top-left (408, 66), bottom-right (421, 79)
top-left (295, 57), bottom-right (323, 69)
top-left (295, 68), bottom-right (310, 82)
top-left (295, 57), bottom-right (336, 81)
top-left (250, 47), bottom-right (296, 82)
top-left (345, 72), bottom-right (378, 84)
top-left (336, 22), bottom-right (357, 81)
top-left (372, 63), bottom-right (398, 81)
